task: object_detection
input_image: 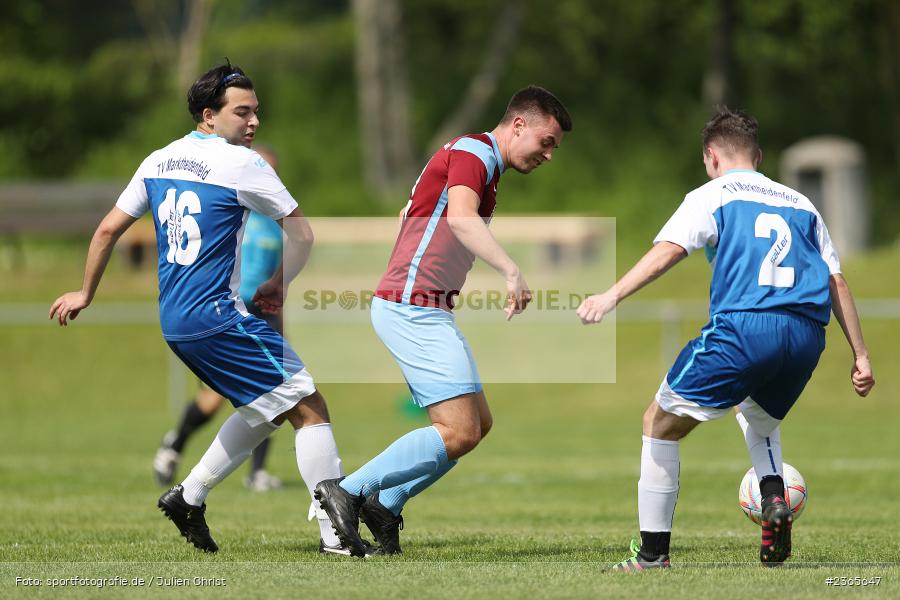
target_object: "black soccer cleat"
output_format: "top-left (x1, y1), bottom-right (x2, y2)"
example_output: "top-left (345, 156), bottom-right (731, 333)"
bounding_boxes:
top-left (319, 537), bottom-right (377, 557)
top-left (359, 492), bottom-right (404, 555)
top-left (760, 495), bottom-right (792, 566)
top-left (314, 478), bottom-right (367, 558)
top-left (158, 485), bottom-right (218, 553)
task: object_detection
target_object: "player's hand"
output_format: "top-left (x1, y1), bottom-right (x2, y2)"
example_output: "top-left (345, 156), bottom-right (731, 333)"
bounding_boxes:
top-left (576, 292), bottom-right (616, 324)
top-left (49, 291), bottom-right (90, 326)
top-left (851, 355), bottom-right (875, 397)
top-left (504, 270), bottom-right (531, 321)
top-left (252, 279), bottom-right (285, 315)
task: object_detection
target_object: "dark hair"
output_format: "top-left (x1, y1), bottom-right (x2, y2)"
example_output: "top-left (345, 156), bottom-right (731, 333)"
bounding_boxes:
top-left (702, 107), bottom-right (759, 158)
top-left (187, 60), bottom-right (254, 123)
top-left (501, 85), bottom-right (572, 132)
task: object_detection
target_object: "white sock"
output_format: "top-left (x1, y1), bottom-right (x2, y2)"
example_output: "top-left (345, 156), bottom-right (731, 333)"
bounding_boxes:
top-left (638, 435), bottom-right (680, 532)
top-left (295, 423), bottom-right (343, 546)
top-left (181, 413), bottom-right (278, 506)
top-left (736, 411), bottom-right (783, 481)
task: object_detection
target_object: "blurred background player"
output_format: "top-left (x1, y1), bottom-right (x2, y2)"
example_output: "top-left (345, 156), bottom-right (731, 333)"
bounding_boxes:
top-left (153, 144), bottom-right (286, 493)
top-left (577, 108), bottom-right (875, 570)
top-left (314, 86), bottom-right (572, 557)
top-left (50, 62), bottom-right (357, 555)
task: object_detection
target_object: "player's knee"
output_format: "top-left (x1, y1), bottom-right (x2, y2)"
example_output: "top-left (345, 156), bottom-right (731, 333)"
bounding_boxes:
top-left (444, 426), bottom-right (482, 458)
top-left (479, 414), bottom-right (493, 439)
top-left (277, 390), bottom-right (330, 428)
top-left (642, 405), bottom-right (656, 435)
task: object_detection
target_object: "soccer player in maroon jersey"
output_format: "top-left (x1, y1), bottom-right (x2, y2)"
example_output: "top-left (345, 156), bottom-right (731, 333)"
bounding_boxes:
top-left (314, 86), bottom-right (572, 556)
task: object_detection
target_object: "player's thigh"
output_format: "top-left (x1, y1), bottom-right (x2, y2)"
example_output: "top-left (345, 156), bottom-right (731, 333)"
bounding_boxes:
top-left (473, 390), bottom-right (493, 436)
top-left (426, 392), bottom-right (483, 434)
top-left (643, 400), bottom-right (701, 440)
top-left (196, 386), bottom-right (226, 414)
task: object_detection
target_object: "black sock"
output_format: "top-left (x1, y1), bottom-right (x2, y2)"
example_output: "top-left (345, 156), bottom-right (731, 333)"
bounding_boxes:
top-left (249, 436), bottom-right (271, 473)
top-left (759, 475), bottom-right (785, 504)
top-left (639, 531), bottom-right (671, 559)
top-left (170, 401), bottom-right (212, 453)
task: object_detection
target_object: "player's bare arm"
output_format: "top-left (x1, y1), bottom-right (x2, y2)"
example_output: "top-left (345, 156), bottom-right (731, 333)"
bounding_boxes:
top-left (577, 241), bottom-right (687, 324)
top-left (49, 207), bottom-right (137, 326)
top-left (828, 273), bottom-right (875, 397)
top-left (446, 184), bottom-right (531, 320)
top-left (253, 206), bottom-right (314, 315)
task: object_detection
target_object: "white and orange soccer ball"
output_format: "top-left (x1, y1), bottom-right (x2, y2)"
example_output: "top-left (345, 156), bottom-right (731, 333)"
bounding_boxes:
top-left (738, 463), bottom-right (807, 525)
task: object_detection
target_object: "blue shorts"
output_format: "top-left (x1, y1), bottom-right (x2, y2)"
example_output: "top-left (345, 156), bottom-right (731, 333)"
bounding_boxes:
top-left (663, 310), bottom-right (825, 420)
top-left (371, 296), bottom-right (482, 407)
top-left (167, 315), bottom-right (316, 426)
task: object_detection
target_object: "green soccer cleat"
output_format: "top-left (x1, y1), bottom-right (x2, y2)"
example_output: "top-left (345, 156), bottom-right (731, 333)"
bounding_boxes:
top-left (611, 539), bottom-right (671, 572)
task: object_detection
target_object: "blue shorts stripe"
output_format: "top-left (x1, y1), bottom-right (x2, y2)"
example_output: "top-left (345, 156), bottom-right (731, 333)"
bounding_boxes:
top-left (236, 321), bottom-right (290, 381)
top-left (670, 315), bottom-right (719, 389)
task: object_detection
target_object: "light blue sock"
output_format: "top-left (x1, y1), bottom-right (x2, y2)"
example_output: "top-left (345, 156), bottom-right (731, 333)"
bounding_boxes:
top-left (378, 459), bottom-right (458, 515)
top-left (340, 426), bottom-right (449, 497)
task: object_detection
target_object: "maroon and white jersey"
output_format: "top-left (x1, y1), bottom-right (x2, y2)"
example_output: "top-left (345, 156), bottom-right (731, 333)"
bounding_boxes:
top-left (376, 133), bottom-right (505, 310)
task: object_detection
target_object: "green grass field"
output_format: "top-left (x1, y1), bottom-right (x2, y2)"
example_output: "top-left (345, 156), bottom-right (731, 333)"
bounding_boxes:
top-left (1, 240), bottom-right (898, 598)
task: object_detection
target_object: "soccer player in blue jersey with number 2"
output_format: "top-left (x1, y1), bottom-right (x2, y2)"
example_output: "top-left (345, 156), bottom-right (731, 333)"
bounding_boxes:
top-left (50, 62), bottom-right (361, 556)
top-left (577, 108), bottom-right (875, 570)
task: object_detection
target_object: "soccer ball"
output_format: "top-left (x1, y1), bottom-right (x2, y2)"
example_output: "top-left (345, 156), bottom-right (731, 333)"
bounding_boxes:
top-left (738, 463), bottom-right (807, 525)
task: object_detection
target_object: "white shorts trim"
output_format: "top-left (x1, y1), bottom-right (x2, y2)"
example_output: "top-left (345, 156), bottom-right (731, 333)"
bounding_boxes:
top-left (237, 367), bottom-right (317, 426)
top-left (655, 378), bottom-right (782, 434)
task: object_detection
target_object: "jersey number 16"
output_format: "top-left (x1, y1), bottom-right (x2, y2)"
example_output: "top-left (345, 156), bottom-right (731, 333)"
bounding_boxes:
top-left (158, 188), bottom-right (202, 266)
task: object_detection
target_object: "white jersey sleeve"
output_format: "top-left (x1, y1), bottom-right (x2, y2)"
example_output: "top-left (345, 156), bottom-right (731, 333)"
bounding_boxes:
top-left (815, 216), bottom-right (842, 275)
top-left (653, 190), bottom-right (719, 254)
top-left (115, 162), bottom-right (151, 218)
top-left (236, 152), bottom-right (298, 219)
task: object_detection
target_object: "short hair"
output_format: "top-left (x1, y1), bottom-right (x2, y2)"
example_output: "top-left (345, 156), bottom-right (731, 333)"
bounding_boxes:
top-left (702, 108), bottom-right (759, 158)
top-left (501, 85), bottom-right (572, 132)
top-left (187, 60), bottom-right (254, 123)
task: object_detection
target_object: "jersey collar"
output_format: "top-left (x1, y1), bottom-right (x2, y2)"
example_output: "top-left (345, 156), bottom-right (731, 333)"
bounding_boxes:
top-left (188, 131), bottom-right (219, 140)
top-left (485, 132), bottom-right (505, 175)
top-left (725, 168), bottom-right (763, 175)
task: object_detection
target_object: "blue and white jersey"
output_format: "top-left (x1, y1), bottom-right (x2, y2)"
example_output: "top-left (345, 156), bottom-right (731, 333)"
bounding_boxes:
top-left (238, 211), bottom-right (284, 304)
top-left (654, 170), bottom-right (841, 325)
top-left (116, 132), bottom-right (297, 341)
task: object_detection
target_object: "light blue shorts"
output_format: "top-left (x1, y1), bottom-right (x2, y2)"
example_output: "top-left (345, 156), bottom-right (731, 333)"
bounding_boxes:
top-left (371, 296), bottom-right (482, 407)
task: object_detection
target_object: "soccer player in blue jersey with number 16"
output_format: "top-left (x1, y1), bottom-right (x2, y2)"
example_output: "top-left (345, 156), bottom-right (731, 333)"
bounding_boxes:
top-left (50, 62), bottom-right (358, 555)
top-left (577, 108), bottom-right (875, 570)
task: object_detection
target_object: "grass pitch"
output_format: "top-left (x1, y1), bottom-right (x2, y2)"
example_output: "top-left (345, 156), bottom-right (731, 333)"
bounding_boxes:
top-left (1, 243), bottom-right (898, 598)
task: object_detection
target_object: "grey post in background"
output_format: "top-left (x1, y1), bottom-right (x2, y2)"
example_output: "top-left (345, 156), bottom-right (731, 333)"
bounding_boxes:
top-left (780, 136), bottom-right (870, 257)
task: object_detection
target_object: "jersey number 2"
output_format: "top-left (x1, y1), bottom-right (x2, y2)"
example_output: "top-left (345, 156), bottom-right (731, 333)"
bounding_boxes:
top-left (158, 188), bottom-right (202, 266)
top-left (755, 213), bottom-right (794, 288)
